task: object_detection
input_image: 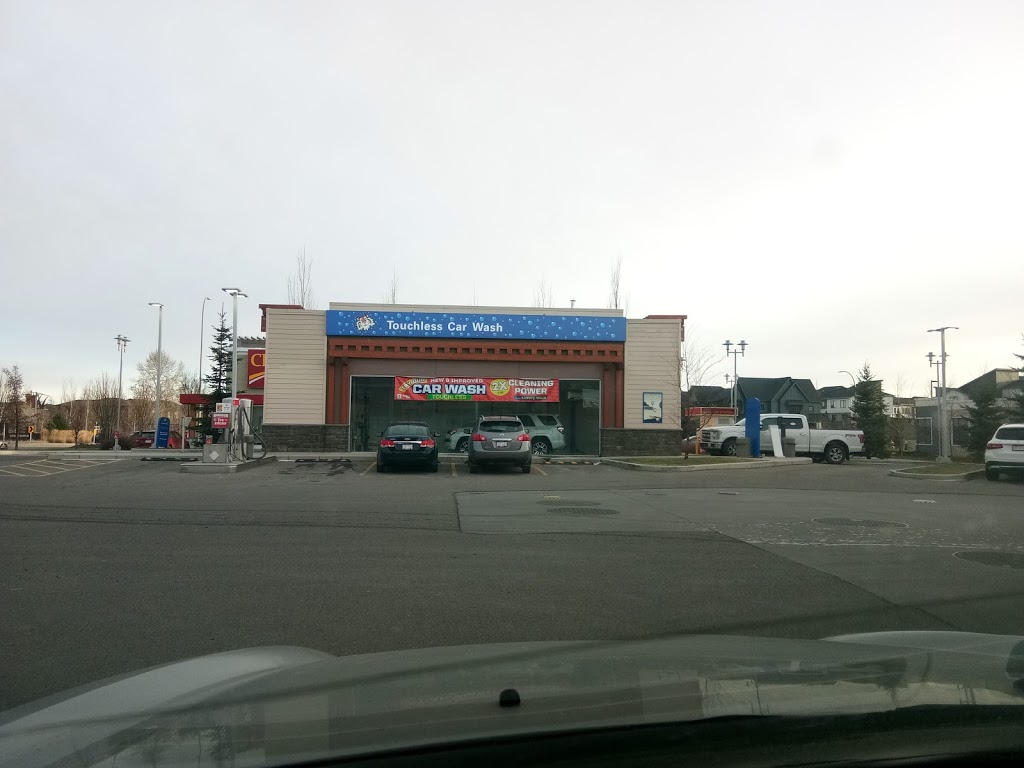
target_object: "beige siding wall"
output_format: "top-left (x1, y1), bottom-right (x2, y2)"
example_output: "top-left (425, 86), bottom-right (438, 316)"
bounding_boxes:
top-left (265, 309), bottom-right (327, 425)
top-left (623, 319), bottom-right (681, 429)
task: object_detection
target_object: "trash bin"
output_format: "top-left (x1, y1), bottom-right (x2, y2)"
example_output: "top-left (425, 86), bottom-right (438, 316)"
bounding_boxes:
top-left (735, 437), bottom-right (751, 458)
top-left (782, 437), bottom-right (797, 458)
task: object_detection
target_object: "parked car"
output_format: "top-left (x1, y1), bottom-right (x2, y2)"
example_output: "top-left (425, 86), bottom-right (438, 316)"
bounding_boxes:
top-left (985, 423), bottom-right (1024, 481)
top-left (516, 414), bottom-right (566, 455)
top-left (467, 416), bottom-right (532, 474)
top-left (700, 414), bottom-right (864, 464)
top-left (130, 430), bottom-right (183, 448)
top-left (445, 427), bottom-right (473, 453)
top-left (376, 422), bottom-right (439, 473)
top-left (446, 415), bottom-right (566, 456)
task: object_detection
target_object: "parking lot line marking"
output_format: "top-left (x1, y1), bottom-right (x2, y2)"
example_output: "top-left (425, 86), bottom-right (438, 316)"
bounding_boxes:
top-left (533, 465), bottom-right (548, 476)
top-left (360, 462), bottom-right (375, 475)
top-left (0, 466), bottom-right (25, 475)
top-left (7, 463), bottom-right (51, 475)
top-left (450, 462), bottom-right (457, 477)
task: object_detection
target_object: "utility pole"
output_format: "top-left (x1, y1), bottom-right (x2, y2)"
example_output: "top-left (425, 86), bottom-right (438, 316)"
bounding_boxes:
top-left (222, 288), bottom-right (248, 401)
top-left (927, 326), bottom-right (958, 462)
top-left (198, 296), bottom-right (210, 393)
top-left (115, 335), bottom-right (130, 446)
top-left (723, 339), bottom-right (748, 410)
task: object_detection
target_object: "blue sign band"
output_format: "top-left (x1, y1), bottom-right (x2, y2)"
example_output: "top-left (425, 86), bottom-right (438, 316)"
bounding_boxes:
top-left (326, 310), bottom-right (627, 342)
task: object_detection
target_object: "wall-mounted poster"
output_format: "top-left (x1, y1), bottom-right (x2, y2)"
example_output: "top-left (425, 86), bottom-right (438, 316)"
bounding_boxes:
top-left (643, 392), bottom-right (664, 424)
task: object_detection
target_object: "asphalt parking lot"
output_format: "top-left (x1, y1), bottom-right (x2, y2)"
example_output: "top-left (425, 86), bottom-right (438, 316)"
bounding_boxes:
top-left (2, 455), bottom-right (1023, 711)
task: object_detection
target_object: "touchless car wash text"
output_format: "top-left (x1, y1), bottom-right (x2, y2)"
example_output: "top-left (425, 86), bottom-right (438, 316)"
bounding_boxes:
top-left (259, 303), bottom-right (685, 456)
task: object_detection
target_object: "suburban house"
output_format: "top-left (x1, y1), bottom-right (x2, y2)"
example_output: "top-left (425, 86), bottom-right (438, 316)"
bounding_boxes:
top-left (817, 385), bottom-right (856, 427)
top-left (734, 377), bottom-right (818, 419)
top-left (959, 368), bottom-right (1024, 416)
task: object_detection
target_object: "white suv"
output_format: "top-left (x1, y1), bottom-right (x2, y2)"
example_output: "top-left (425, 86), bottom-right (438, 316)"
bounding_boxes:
top-left (516, 414), bottom-right (566, 456)
top-left (985, 423), bottom-right (1024, 481)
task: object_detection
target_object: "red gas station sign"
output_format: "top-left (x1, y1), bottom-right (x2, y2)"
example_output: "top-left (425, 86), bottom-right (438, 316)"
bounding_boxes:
top-left (247, 350), bottom-right (266, 388)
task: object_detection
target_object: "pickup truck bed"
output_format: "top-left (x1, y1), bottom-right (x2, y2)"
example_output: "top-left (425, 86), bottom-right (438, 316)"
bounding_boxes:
top-left (699, 414), bottom-right (865, 464)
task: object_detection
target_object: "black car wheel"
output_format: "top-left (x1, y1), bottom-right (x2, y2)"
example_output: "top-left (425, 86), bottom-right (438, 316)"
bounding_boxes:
top-left (376, 460), bottom-right (387, 473)
top-left (431, 461), bottom-right (439, 473)
top-left (522, 463), bottom-right (532, 474)
top-left (457, 438), bottom-right (469, 453)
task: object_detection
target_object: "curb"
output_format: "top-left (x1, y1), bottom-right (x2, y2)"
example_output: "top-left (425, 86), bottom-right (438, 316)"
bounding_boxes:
top-left (889, 467), bottom-right (984, 482)
top-left (179, 456), bottom-right (278, 474)
top-left (602, 457), bottom-right (813, 473)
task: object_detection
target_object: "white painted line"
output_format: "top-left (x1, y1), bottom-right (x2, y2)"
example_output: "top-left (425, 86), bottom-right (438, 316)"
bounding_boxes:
top-left (450, 463), bottom-right (458, 477)
top-left (533, 465), bottom-right (548, 476)
top-left (360, 462), bottom-right (375, 475)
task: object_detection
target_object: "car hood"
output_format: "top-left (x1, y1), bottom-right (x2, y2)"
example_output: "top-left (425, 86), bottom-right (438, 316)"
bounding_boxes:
top-left (4, 632), bottom-right (1024, 768)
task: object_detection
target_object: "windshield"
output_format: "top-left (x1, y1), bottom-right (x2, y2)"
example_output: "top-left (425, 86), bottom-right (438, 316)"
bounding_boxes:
top-left (385, 424), bottom-right (431, 437)
top-left (479, 420), bottom-right (523, 432)
top-left (4, 2), bottom-right (1024, 767)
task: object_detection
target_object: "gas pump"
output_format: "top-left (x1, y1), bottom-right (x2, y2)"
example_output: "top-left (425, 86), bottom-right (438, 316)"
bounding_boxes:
top-left (223, 397), bottom-right (266, 461)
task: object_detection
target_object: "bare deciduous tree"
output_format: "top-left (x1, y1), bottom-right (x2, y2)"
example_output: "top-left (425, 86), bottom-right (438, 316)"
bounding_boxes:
top-left (87, 373), bottom-right (121, 439)
top-left (1, 365), bottom-right (25, 448)
top-left (383, 269), bottom-right (399, 304)
top-left (608, 254), bottom-right (631, 313)
top-left (131, 350), bottom-right (187, 431)
top-left (286, 247), bottom-right (316, 309)
top-left (681, 334), bottom-right (723, 392)
top-left (532, 277), bottom-right (554, 308)
top-left (887, 373), bottom-right (915, 455)
top-left (60, 380), bottom-right (89, 446)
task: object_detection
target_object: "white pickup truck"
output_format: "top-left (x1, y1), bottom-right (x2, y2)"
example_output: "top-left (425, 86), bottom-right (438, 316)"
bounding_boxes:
top-left (699, 414), bottom-right (865, 464)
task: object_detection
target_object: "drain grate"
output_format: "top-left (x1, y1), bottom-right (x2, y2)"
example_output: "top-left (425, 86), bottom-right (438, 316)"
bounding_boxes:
top-left (954, 551), bottom-right (1024, 569)
top-left (537, 499), bottom-right (602, 506)
top-left (812, 517), bottom-right (907, 528)
top-left (547, 507), bottom-right (617, 516)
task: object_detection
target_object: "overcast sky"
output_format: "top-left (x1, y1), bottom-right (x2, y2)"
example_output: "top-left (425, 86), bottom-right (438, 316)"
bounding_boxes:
top-left (2, 0), bottom-right (1022, 400)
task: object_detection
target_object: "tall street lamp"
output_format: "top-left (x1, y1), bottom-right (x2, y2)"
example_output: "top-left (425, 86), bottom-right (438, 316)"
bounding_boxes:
top-left (838, 370), bottom-right (856, 387)
top-left (198, 296), bottom-right (210, 392)
top-left (927, 326), bottom-right (959, 462)
top-left (149, 302), bottom-right (164, 436)
top-left (222, 288), bottom-right (248, 401)
top-left (115, 335), bottom-right (130, 443)
top-left (723, 339), bottom-right (748, 410)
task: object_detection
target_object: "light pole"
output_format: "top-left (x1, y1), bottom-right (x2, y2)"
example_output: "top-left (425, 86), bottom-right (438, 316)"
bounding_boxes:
top-left (115, 335), bottom-right (130, 443)
top-left (198, 296), bottom-right (210, 392)
top-left (149, 302), bottom-right (164, 437)
top-left (927, 326), bottom-right (958, 462)
top-left (723, 339), bottom-right (748, 410)
top-left (838, 370), bottom-right (856, 387)
top-left (222, 288), bottom-right (248, 401)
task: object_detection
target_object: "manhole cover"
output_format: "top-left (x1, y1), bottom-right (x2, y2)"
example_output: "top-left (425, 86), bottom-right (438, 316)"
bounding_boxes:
top-left (954, 551), bottom-right (1024, 569)
top-left (812, 518), bottom-right (908, 528)
top-left (547, 507), bottom-right (617, 516)
top-left (537, 499), bottom-right (602, 506)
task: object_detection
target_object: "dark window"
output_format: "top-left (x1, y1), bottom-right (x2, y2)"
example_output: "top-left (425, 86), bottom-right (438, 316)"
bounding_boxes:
top-left (537, 415), bottom-right (559, 426)
top-left (385, 424), bottom-right (431, 437)
top-left (782, 417), bottom-right (803, 429)
top-left (517, 415), bottom-right (535, 426)
top-left (479, 420), bottom-right (523, 433)
top-left (995, 427), bottom-right (1024, 441)
top-left (760, 417), bottom-right (778, 429)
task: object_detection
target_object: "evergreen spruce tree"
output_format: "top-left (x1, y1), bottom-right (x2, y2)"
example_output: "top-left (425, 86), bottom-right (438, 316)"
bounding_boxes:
top-left (201, 310), bottom-right (233, 437)
top-left (964, 387), bottom-right (1004, 459)
top-left (851, 363), bottom-right (888, 458)
top-left (1008, 336), bottom-right (1024, 422)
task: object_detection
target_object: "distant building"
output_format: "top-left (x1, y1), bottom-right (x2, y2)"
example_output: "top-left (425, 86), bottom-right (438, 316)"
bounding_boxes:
top-left (734, 377), bottom-right (818, 419)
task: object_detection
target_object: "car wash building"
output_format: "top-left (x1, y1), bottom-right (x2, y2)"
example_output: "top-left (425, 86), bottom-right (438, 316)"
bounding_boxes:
top-left (259, 303), bottom-right (684, 456)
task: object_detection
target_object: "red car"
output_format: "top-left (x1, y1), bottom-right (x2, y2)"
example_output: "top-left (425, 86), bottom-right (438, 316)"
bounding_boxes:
top-left (130, 430), bottom-right (183, 448)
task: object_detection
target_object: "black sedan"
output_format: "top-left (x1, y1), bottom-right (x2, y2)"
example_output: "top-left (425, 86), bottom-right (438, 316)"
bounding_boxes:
top-left (376, 422), bottom-right (440, 473)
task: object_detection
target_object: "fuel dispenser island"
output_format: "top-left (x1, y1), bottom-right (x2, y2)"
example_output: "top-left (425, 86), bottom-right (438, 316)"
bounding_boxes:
top-left (202, 398), bottom-right (266, 464)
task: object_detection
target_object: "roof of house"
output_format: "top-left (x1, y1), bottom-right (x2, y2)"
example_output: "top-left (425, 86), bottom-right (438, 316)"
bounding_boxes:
top-left (818, 385), bottom-right (856, 399)
top-left (682, 385), bottom-right (732, 407)
top-left (737, 377), bottom-right (819, 404)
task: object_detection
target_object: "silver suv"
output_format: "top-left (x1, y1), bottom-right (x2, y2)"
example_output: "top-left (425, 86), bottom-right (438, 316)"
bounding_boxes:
top-left (467, 416), bottom-right (532, 474)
